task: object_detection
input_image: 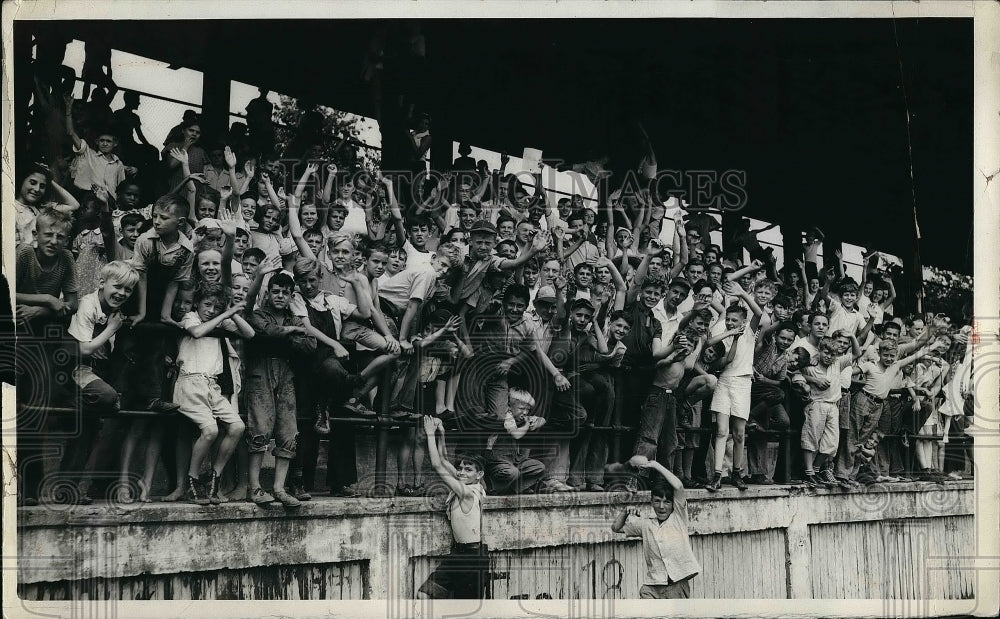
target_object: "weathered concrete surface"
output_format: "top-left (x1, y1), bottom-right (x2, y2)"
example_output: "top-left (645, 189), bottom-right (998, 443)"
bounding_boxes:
top-left (17, 481), bottom-right (975, 600)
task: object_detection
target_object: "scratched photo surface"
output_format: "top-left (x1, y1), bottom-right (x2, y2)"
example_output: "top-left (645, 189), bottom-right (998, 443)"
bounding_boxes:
top-left (4, 10), bottom-right (989, 617)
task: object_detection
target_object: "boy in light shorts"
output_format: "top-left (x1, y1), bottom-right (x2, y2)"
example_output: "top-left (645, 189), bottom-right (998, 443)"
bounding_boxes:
top-left (800, 336), bottom-right (862, 488)
top-left (705, 280), bottom-right (763, 492)
top-left (174, 287), bottom-right (255, 505)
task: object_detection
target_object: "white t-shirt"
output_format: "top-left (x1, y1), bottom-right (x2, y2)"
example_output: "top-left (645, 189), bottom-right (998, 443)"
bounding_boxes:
top-left (403, 240), bottom-right (434, 271)
top-left (721, 325), bottom-right (757, 377)
top-left (337, 198), bottom-right (368, 237)
top-left (177, 312), bottom-right (233, 376)
top-left (378, 266), bottom-right (438, 313)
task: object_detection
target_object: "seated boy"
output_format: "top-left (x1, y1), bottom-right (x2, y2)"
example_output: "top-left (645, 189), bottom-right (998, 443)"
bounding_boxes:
top-left (62, 261), bottom-right (139, 503)
top-left (611, 454), bottom-right (700, 599)
top-left (117, 194), bottom-right (193, 412)
top-left (418, 415), bottom-right (490, 600)
top-left (174, 287), bottom-right (254, 505)
top-left (246, 273), bottom-right (317, 507)
top-left (484, 387), bottom-right (547, 495)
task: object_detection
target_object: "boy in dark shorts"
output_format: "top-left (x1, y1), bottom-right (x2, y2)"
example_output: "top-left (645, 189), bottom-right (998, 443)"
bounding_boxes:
top-left (418, 416), bottom-right (490, 599)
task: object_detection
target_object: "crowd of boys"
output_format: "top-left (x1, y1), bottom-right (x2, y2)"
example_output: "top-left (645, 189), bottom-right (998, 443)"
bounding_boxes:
top-left (15, 65), bottom-right (975, 511)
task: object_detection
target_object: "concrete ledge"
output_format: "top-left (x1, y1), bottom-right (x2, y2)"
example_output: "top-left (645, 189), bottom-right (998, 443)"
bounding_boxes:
top-left (17, 480), bottom-right (973, 528)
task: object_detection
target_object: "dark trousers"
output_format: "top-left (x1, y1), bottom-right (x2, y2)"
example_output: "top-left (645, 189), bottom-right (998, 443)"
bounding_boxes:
top-left (567, 371), bottom-right (615, 486)
top-left (748, 382), bottom-right (790, 477)
top-left (633, 387), bottom-right (678, 470)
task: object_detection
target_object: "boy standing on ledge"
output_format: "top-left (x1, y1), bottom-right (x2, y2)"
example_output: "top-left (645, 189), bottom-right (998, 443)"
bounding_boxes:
top-left (418, 415), bottom-right (490, 600)
top-left (612, 454), bottom-right (700, 599)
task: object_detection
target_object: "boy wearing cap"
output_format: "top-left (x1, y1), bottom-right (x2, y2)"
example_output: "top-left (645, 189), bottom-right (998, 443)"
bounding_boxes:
top-left (419, 415), bottom-right (490, 599)
top-left (452, 220), bottom-right (549, 318)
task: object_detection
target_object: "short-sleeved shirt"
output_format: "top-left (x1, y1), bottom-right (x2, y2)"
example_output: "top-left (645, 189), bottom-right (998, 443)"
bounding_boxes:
top-left (71, 140), bottom-right (126, 197)
top-left (15, 201), bottom-right (39, 248)
top-left (402, 240), bottom-right (434, 271)
top-left (620, 495), bottom-right (700, 585)
top-left (457, 255), bottom-right (507, 306)
top-left (471, 312), bottom-right (538, 358)
top-left (202, 164), bottom-right (246, 193)
top-left (129, 229), bottom-right (193, 282)
top-left (16, 245), bottom-right (78, 299)
top-left (177, 312), bottom-right (232, 376)
top-left (804, 354), bottom-right (853, 402)
top-left (377, 266), bottom-right (438, 314)
top-left (68, 291), bottom-right (118, 361)
top-left (337, 199), bottom-right (368, 237)
top-left (753, 337), bottom-right (788, 381)
top-left (828, 296), bottom-right (865, 337)
top-left (720, 325), bottom-right (758, 378)
top-left (250, 229), bottom-right (283, 262)
top-left (652, 302), bottom-right (683, 347)
top-left (858, 360), bottom-right (906, 400)
top-left (622, 300), bottom-right (661, 370)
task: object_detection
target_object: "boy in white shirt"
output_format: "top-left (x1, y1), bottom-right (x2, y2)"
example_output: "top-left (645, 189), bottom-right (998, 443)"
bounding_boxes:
top-left (612, 455), bottom-right (700, 599)
top-left (800, 335), bottom-right (862, 488)
top-left (173, 288), bottom-right (255, 505)
top-left (704, 280), bottom-right (763, 491)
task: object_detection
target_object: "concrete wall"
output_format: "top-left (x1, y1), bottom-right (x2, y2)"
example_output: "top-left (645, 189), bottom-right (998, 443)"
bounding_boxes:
top-left (17, 482), bottom-right (975, 601)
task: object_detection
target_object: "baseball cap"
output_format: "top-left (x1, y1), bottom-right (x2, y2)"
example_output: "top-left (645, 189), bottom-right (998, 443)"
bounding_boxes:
top-left (278, 238), bottom-right (298, 256)
top-left (468, 219), bottom-right (498, 236)
top-left (535, 286), bottom-right (557, 304)
top-left (196, 218), bottom-right (222, 231)
top-left (570, 297), bottom-right (596, 312)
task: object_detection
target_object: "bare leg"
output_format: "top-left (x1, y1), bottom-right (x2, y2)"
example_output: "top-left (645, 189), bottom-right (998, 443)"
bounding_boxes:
top-left (212, 420), bottom-right (245, 476)
top-left (413, 427), bottom-right (427, 487)
top-left (162, 432), bottom-right (192, 501)
top-left (731, 418), bottom-right (747, 473)
top-left (248, 452), bottom-right (265, 491)
top-left (273, 456), bottom-right (291, 494)
top-left (118, 421), bottom-right (144, 502)
top-left (398, 429), bottom-right (414, 487)
top-left (139, 423), bottom-right (163, 502)
top-left (189, 425), bottom-right (218, 479)
top-left (445, 374), bottom-right (459, 411)
top-left (435, 380), bottom-right (448, 414)
top-left (712, 412), bottom-right (730, 474)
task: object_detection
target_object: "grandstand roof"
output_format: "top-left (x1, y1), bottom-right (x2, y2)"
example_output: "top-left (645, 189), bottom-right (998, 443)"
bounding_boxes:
top-left (21, 18), bottom-right (973, 273)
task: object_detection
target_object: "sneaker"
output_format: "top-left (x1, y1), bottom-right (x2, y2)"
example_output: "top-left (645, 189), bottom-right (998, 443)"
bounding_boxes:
top-left (748, 473), bottom-right (767, 485)
top-left (818, 469), bottom-right (839, 488)
top-left (147, 398), bottom-right (181, 413)
top-left (947, 471), bottom-right (963, 481)
top-left (585, 483), bottom-right (605, 492)
top-left (205, 471), bottom-right (222, 505)
top-left (803, 474), bottom-right (820, 488)
top-left (184, 476), bottom-right (211, 506)
top-left (273, 489), bottom-right (302, 508)
top-left (731, 470), bottom-right (748, 491)
top-left (344, 398), bottom-right (376, 417)
top-left (250, 487), bottom-right (275, 505)
top-left (705, 472), bottom-right (722, 493)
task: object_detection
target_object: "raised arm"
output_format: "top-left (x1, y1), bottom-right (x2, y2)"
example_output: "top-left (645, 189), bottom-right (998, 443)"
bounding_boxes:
top-left (63, 92), bottom-right (83, 150)
top-left (294, 162), bottom-right (318, 200)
